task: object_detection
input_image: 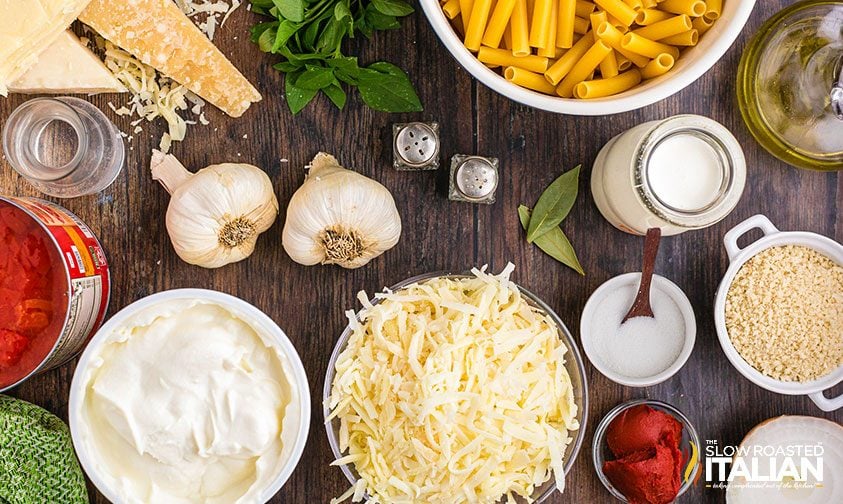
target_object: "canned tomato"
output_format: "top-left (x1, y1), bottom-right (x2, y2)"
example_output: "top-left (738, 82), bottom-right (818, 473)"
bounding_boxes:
top-left (0, 196), bottom-right (110, 391)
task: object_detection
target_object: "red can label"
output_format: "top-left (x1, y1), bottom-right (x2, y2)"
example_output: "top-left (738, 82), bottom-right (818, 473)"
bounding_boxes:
top-left (1, 197), bottom-right (110, 383)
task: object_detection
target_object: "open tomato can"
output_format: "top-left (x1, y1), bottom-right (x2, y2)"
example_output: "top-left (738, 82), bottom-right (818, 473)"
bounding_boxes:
top-left (0, 196), bottom-right (110, 392)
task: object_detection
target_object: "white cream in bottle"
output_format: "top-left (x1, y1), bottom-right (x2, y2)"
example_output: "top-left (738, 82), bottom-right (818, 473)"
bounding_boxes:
top-left (591, 115), bottom-right (746, 235)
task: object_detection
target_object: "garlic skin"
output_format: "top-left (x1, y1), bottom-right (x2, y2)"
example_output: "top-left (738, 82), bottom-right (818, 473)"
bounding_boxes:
top-left (151, 150), bottom-right (279, 268)
top-left (282, 153), bottom-right (401, 269)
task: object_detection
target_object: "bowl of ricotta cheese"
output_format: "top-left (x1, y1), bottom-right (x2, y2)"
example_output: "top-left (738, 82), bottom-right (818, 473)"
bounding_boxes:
top-left (69, 289), bottom-right (310, 504)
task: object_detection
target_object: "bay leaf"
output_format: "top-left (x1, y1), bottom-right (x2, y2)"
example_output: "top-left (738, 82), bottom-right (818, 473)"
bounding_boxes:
top-left (526, 165), bottom-right (581, 243)
top-left (519, 205), bottom-right (585, 276)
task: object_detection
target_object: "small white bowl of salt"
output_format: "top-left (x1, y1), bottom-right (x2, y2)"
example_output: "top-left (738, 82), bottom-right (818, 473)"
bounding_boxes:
top-left (580, 272), bottom-right (696, 387)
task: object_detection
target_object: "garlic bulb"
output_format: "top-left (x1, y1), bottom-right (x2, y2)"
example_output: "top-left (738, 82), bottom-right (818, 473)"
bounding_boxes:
top-left (282, 152), bottom-right (401, 269)
top-left (150, 150), bottom-right (278, 268)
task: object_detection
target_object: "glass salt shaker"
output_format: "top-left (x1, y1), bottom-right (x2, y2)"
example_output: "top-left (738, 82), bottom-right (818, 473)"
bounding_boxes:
top-left (2, 97), bottom-right (125, 198)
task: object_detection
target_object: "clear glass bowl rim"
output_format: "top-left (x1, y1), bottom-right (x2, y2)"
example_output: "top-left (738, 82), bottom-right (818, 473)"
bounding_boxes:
top-left (322, 271), bottom-right (590, 503)
top-left (591, 398), bottom-right (702, 502)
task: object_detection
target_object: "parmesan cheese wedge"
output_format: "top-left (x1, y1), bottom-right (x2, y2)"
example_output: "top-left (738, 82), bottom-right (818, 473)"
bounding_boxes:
top-left (79, 0), bottom-right (261, 117)
top-left (0, 0), bottom-right (93, 96)
top-left (9, 30), bottom-right (125, 94)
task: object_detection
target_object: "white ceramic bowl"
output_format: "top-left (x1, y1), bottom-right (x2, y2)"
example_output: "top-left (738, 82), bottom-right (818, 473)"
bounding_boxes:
top-left (714, 215), bottom-right (843, 412)
top-left (580, 272), bottom-right (696, 387)
top-left (68, 289), bottom-right (311, 503)
top-left (418, 0), bottom-right (757, 115)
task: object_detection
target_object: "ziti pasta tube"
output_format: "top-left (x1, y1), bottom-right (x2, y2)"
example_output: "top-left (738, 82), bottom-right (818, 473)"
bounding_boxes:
top-left (459, 0), bottom-right (475, 26)
top-left (443, 0), bottom-right (461, 19)
top-left (558, 0), bottom-right (578, 48)
top-left (482, 0), bottom-right (518, 48)
top-left (661, 29), bottom-right (698, 46)
top-left (594, 0), bottom-right (637, 26)
top-left (505, 66), bottom-right (558, 93)
top-left (529, 0), bottom-right (554, 48)
top-left (590, 10), bottom-right (618, 77)
top-left (575, 0), bottom-right (596, 17)
top-left (478, 46), bottom-right (550, 72)
top-left (632, 15), bottom-right (692, 40)
top-left (641, 53), bottom-right (674, 79)
top-left (636, 8), bottom-right (672, 25)
top-left (692, 15), bottom-right (714, 35)
top-left (621, 32), bottom-right (680, 59)
top-left (538, 0), bottom-right (559, 56)
top-left (596, 21), bottom-right (649, 67)
top-left (659, 0), bottom-right (706, 17)
top-left (510, 0), bottom-right (531, 55)
top-left (556, 39), bottom-right (612, 97)
top-left (705, 0), bottom-right (723, 20)
top-left (465, 0), bottom-right (494, 51)
top-left (574, 68), bottom-right (641, 98)
top-left (545, 31), bottom-right (594, 84)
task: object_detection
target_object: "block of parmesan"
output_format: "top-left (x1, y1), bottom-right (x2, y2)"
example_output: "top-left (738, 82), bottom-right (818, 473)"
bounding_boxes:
top-left (10, 30), bottom-right (125, 94)
top-left (79, 0), bottom-right (261, 117)
top-left (0, 0), bottom-right (93, 95)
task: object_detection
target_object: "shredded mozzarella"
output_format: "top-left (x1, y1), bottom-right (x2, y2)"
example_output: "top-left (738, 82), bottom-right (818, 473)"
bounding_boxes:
top-left (329, 265), bottom-right (580, 504)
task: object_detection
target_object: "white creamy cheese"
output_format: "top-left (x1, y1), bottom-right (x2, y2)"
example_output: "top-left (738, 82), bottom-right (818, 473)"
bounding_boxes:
top-left (76, 299), bottom-right (293, 504)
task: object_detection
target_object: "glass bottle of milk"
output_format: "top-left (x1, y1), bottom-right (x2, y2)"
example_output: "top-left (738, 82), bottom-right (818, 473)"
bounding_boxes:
top-left (591, 115), bottom-right (747, 236)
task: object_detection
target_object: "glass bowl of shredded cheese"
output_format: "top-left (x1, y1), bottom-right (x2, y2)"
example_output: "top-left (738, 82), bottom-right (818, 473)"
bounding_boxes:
top-left (323, 265), bottom-right (588, 503)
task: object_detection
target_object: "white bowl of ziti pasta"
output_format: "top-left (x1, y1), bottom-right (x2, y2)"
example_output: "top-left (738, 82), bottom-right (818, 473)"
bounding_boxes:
top-left (420, 0), bottom-right (757, 114)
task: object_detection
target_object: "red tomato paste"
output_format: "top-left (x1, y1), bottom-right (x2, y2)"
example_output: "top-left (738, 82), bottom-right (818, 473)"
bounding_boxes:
top-left (602, 404), bottom-right (685, 504)
top-left (0, 203), bottom-right (68, 387)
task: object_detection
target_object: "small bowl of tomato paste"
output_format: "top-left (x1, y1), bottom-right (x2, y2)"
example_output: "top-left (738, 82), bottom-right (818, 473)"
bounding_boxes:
top-left (0, 196), bottom-right (110, 391)
top-left (593, 399), bottom-right (701, 504)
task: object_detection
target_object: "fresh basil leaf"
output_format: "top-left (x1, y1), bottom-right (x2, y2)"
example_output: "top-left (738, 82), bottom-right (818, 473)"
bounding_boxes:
top-left (274, 61), bottom-right (303, 72)
top-left (316, 17), bottom-right (347, 53)
top-left (295, 66), bottom-right (336, 90)
top-left (334, 2), bottom-right (352, 20)
top-left (273, 0), bottom-right (305, 22)
top-left (519, 206), bottom-right (585, 275)
top-left (257, 27), bottom-right (277, 53)
top-left (358, 63), bottom-right (422, 112)
top-left (327, 56), bottom-right (359, 76)
top-left (526, 165), bottom-right (581, 243)
top-left (365, 6), bottom-right (400, 30)
top-left (371, 0), bottom-right (414, 16)
top-left (323, 83), bottom-right (347, 109)
top-left (273, 20), bottom-right (300, 52)
top-left (250, 21), bottom-right (277, 43)
top-left (303, 18), bottom-right (321, 49)
top-left (286, 73), bottom-right (319, 114)
top-left (367, 61), bottom-right (403, 76)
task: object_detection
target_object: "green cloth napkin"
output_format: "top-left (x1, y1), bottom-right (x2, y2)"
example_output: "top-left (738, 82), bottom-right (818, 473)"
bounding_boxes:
top-left (0, 395), bottom-right (88, 504)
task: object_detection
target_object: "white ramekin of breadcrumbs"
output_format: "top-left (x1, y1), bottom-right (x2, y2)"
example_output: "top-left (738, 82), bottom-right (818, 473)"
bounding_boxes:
top-left (715, 215), bottom-right (843, 412)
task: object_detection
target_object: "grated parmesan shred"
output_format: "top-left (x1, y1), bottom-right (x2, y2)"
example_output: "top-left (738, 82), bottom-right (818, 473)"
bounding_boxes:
top-left (86, 0), bottom-right (240, 152)
top-left (328, 265), bottom-right (580, 504)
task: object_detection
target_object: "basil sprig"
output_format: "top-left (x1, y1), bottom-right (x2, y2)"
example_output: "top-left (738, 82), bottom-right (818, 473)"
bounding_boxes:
top-left (250, 0), bottom-right (423, 114)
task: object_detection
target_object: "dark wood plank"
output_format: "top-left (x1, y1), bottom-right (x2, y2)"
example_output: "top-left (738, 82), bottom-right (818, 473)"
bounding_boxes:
top-left (1, 1), bottom-right (839, 503)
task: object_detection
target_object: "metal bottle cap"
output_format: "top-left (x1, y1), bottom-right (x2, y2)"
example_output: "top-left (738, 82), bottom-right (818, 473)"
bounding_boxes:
top-left (392, 122), bottom-right (440, 170)
top-left (449, 155), bottom-right (499, 204)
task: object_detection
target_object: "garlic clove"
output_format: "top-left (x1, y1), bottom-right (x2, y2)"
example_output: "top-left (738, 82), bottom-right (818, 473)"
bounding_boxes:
top-left (282, 152), bottom-right (401, 269)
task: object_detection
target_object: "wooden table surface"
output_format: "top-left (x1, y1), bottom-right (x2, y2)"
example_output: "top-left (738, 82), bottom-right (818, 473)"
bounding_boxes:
top-left (2, 1), bottom-right (841, 502)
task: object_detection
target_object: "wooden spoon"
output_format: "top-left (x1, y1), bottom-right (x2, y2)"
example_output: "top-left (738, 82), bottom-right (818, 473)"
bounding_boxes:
top-left (622, 227), bottom-right (662, 323)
